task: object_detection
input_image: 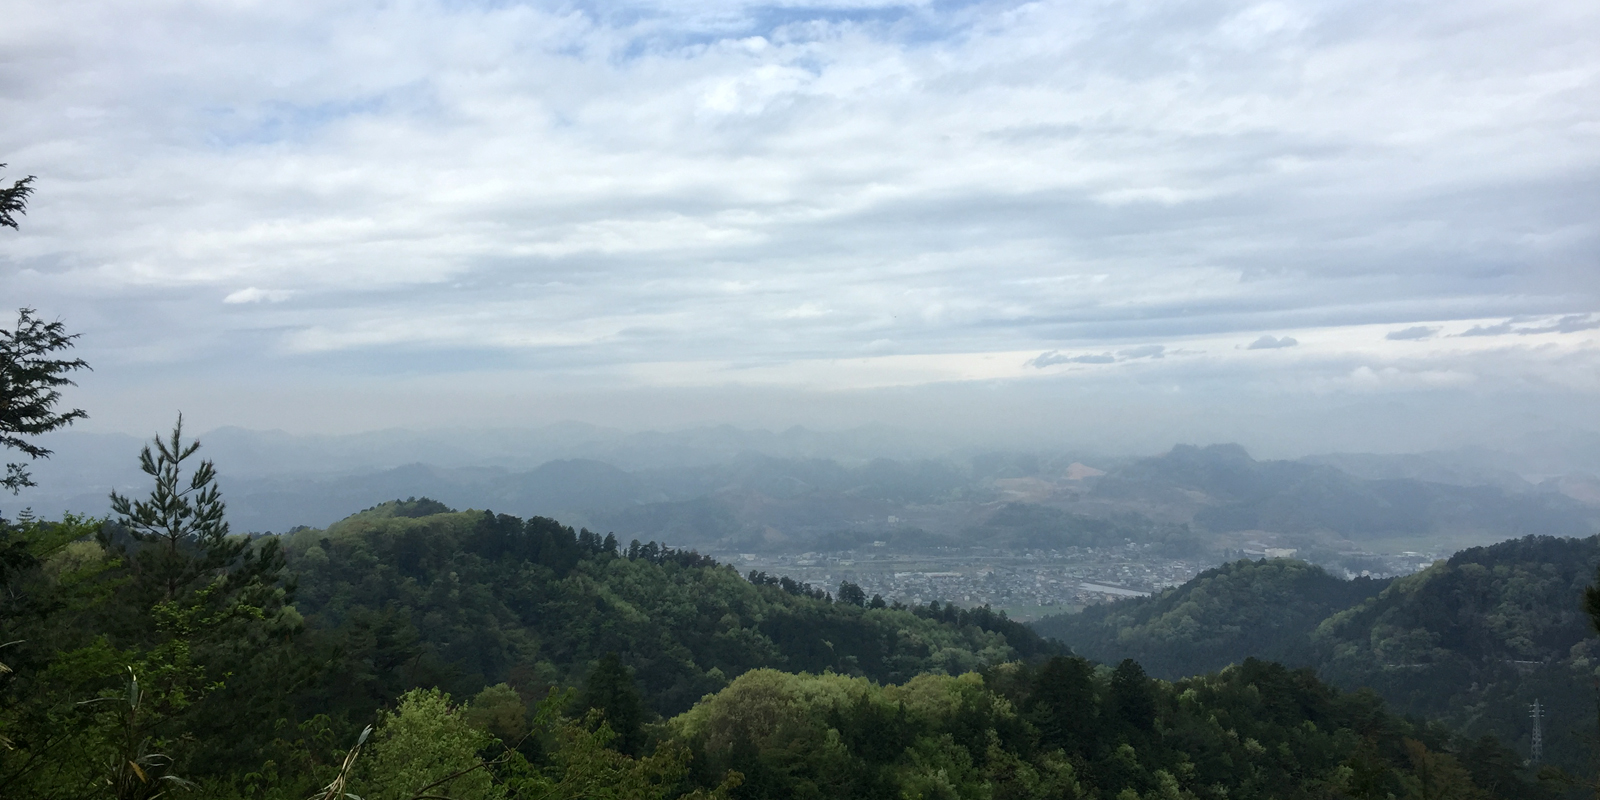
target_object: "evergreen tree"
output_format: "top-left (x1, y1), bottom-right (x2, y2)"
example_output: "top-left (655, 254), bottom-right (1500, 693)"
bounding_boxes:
top-left (1030, 656), bottom-right (1100, 756)
top-left (0, 164), bottom-right (34, 230)
top-left (108, 415), bottom-right (238, 602)
top-left (0, 309), bottom-right (89, 493)
top-left (1584, 566), bottom-right (1600, 633)
top-left (99, 419), bottom-right (298, 780)
top-left (577, 653), bottom-right (646, 756)
top-left (0, 167), bottom-right (85, 495)
top-left (1108, 659), bottom-right (1156, 735)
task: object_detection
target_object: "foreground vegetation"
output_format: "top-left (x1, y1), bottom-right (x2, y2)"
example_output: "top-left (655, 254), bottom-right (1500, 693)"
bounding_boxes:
top-left (0, 467), bottom-right (1567, 799)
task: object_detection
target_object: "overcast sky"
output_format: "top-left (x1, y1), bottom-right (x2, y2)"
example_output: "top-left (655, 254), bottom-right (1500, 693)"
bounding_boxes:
top-left (2, 0), bottom-right (1597, 455)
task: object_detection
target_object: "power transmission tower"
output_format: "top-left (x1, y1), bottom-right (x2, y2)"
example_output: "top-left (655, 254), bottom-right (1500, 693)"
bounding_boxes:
top-left (1529, 699), bottom-right (1544, 765)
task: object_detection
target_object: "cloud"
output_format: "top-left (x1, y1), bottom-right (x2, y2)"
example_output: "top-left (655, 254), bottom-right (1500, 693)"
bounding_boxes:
top-left (1455, 315), bottom-right (1600, 337)
top-left (1340, 365), bottom-right (1477, 392)
top-left (1518, 314), bottom-right (1600, 335)
top-left (1458, 321), bottom-right (1515, 337)
top-left (1031, 351), bottom-right (1116, 368)
top-left (2, 0), bottom-right (1597, 438)
top-left (1247, 335), bottom-right (1298, 350)
top-left (1118, 345), bottom-right (1166, 360)
top-left (1386, 326), bottom-right (1439, 341)
top-left (223, 287), bottom-right (294, 304)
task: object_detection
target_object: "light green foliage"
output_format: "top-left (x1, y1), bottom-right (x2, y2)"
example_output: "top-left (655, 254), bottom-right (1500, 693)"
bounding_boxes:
top-left (100, 667), bottom-right (195, 800)
top-left (665, 656), bottom-right (1546, 800)
top-left (465, 683), bottom-right (527, 744)
top-left (980, 740), bottom-right (1082, 800)
top-left (517, 711), bottom-right (739, 800)
top-left (674, 670), bottom-right (1081, 800)
top-left (0, 513), bottom-right (130, 798)
top-left (1, 433), bottom-right (295, 798)
top-left (354, 688), bottom-right (503, 800)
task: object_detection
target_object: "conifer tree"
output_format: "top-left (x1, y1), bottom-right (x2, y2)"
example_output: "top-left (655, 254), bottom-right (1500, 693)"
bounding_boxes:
top-left (1109, 658), bottom-right (1156, 734)
top-left (578, 652), bottom-right (645, 756)
top-left (1032, 656), bottom-right (1100, 755)
top-left (0, 170), bottom-right (89, 495)
top-left (0, 308), bottom-right (88, 492)
top-left (0, 164), bottom-right (34, 230)
top-left (109, 415), bottom-right (233, 602)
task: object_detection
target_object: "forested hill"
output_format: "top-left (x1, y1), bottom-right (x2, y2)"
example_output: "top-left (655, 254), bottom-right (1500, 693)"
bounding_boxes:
top-left (1031, 558), bottom-right (1391, 678)
top-left (4, 498), bottom-right (1560, 799)
top-left (284, 500), bottom-right (1058, 715)
top-left (1313, 535), bottom-right (1600, 771)
top-left (1033, 535), bottom-right (1600, 772)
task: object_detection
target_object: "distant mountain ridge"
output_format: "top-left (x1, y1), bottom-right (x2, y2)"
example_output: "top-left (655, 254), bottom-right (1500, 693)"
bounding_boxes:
top-left (14, 430), bottom-right (1600, 559)
top-left (1299, 451), bottom-right (1536, 492)
top-left (1090, 443), bottom-right (1600, 539)
top-left (22, 421), bottom-right (951, 479)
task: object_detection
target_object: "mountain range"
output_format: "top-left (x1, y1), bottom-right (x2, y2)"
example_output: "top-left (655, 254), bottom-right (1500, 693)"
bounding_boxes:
top-left (13, 430), bottom-right (1600, 566)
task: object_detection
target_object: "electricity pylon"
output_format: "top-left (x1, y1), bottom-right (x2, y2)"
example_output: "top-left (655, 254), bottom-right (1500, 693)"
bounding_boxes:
top-left (1530, 699), bottom-right (1544, 765)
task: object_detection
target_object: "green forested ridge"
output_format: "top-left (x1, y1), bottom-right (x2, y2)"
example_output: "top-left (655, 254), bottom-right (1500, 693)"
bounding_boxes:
top-left (283, 501), bottom-right (1058, 717)
top-left (1314, 535), bottom-right (1600, 772)
top-left (1033, 558), bottom-right (1391, 679)
top-left (678, 658), bottom-right (1551, 800)
top-left (0, 487), bottom-right (1565, 799)
top-left (1035, 536), bottom-right (1600, 774)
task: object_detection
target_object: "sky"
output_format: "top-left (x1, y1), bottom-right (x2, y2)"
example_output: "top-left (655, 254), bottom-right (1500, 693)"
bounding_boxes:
top-left (2, 0), bottom-right (1598, 456)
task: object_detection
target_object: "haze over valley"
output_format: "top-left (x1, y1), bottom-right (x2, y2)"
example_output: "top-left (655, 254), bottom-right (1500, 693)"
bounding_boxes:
top-left (16, 423), bottom-right (1600, 619)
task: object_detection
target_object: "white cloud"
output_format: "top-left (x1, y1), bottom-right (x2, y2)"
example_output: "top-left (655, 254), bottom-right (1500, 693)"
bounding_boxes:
top-left (223, 287), bottom-right (294, 304)
top-left (0, 0), bottom-right (1597, 440)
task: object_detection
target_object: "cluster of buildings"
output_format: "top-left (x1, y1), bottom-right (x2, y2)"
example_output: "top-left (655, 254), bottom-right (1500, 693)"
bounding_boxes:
top-left (724, 544), bottom-right (1207, 620)
top-left (720, 541), bottom-right (1444, 620)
